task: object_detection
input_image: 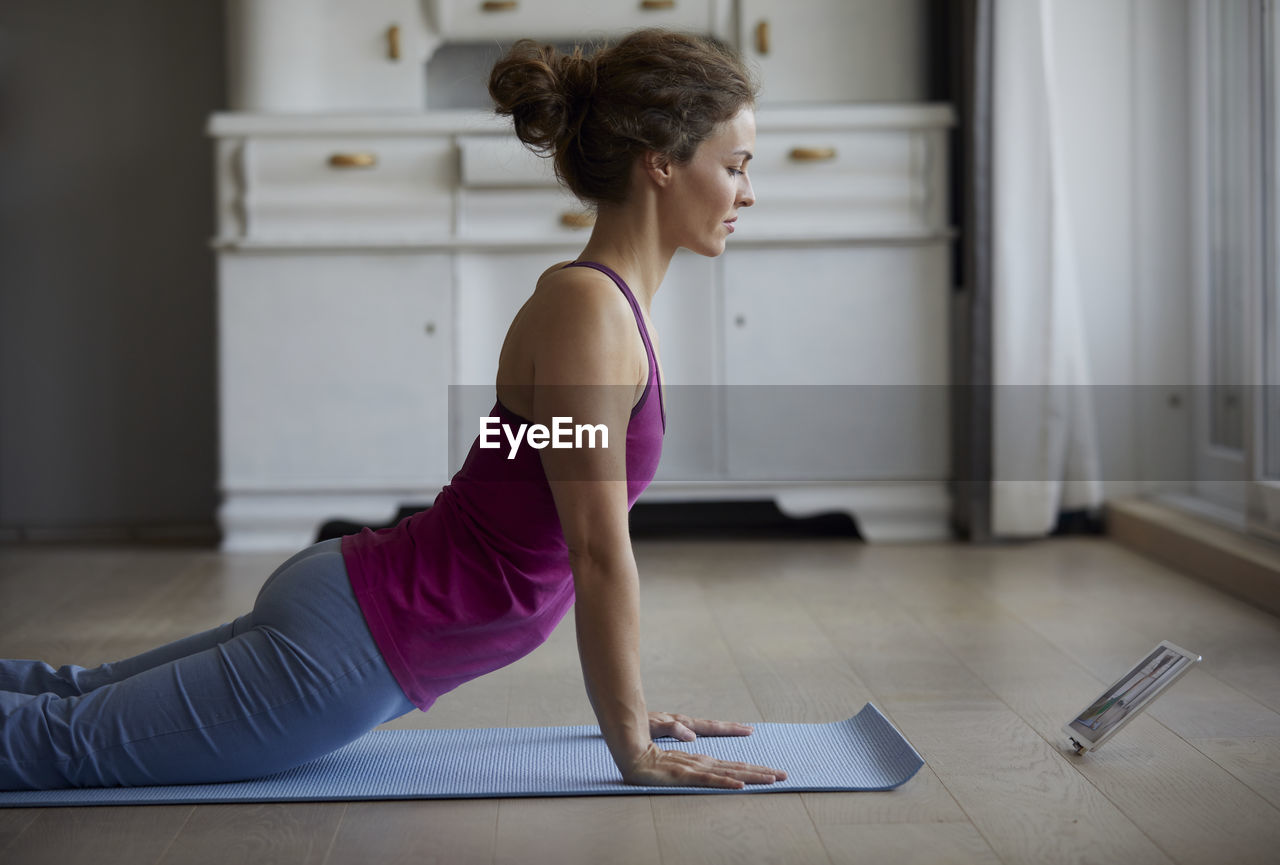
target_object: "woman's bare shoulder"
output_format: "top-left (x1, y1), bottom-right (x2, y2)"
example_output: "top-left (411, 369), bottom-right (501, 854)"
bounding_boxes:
top-left (526, 261), bottom-right (630, 326)
top-left (535, 260), bottom-right (603, 294)
top-left (536, 260), bottom-right (576, 285)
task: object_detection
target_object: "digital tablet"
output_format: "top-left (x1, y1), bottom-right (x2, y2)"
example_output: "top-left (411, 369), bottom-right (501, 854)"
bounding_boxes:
top-left (1064, 640), bottom-right (1201, 754)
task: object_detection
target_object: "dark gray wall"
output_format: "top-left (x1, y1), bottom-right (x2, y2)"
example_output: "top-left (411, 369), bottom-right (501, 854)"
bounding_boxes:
top-left (0, 3), bottom-right (225, 541)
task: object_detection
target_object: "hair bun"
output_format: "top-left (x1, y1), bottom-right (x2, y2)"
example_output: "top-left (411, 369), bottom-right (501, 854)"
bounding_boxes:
top-left (489, 30), bottom-right (757, 206)
top-left (555, 50), bottom-right (596, 120)
top-left (488, 41), bottom-right (595, 156)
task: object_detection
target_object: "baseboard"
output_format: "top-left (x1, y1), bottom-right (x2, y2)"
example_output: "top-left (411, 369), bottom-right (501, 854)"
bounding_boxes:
top-left (1107, 497), bottom-right (1280, 617)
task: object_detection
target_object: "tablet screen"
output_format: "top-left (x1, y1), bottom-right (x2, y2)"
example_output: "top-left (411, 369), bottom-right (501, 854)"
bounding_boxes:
top-left (1067, 644), bottom-right (1197, 743)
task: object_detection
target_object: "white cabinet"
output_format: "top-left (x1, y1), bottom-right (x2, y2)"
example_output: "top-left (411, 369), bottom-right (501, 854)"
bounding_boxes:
top-left (217, 251), bottom-right (453, 550)
top-left (225, 0), bottom-right (434, 111)
top-left (722, 245), bottom-right (950, 481)
top-left (450, 250), bottom-right (561, 473)
top-left (744, 120), bottom-right (948, 240)
top-left (738, 0), bottom-right (929, 105)
top-left (228, 135), bottom-right (455, 244)
top-left (211, 2), bottom-right (953, 549)
top-left (646, 253), bottom-right (720, 483)
top-left (455, 134), bottom-right (598, 241)
top-left (222, 1), bottom-right (930, 112)
top-left (211, 105), bottom-right (953, 549)
top-left (427, 0), bottom-right (726, 42)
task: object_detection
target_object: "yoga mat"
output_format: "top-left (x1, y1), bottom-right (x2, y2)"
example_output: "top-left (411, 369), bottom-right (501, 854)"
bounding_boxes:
top-left (0, 703), bottom-right (922, 807)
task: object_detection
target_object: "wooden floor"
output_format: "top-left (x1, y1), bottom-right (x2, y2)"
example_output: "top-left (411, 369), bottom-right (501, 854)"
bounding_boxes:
top-left (1, 537), bottom-right (1279, 865)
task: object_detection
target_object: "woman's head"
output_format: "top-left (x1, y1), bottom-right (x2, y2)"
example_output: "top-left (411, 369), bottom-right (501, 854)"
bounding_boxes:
top-left (488, 29), bottom-right (758, 207)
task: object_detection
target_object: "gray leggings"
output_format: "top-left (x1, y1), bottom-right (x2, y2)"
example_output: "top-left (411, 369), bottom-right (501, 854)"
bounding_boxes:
top-left (0, 539), bottom-right (415, 790)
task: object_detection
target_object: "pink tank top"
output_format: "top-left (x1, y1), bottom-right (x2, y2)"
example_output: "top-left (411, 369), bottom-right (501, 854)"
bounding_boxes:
top-left (342, 262), bottom-right (665, 710)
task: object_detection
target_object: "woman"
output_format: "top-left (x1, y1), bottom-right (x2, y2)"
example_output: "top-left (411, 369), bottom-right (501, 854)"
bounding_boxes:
top-left (0, 29), bottom-right (784, 791)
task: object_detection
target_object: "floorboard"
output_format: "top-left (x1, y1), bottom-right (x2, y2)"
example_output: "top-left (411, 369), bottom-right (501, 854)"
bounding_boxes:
top-left (494, 796), bottom-right (661, 865)
top-left (1, 805), bottom-right (193, 865)
top-left (325, 800), bottom-right (498, 865)
top-left (1, 537), bottom-right (1278, 864)
top-left (156, 802), bottom-right (346, 865)
top-left (877, 558), bottom-right (1280, 865)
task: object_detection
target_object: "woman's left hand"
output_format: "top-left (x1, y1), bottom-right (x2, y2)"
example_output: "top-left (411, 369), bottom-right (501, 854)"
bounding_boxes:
top-left (648, 712), bottom-right (755, 742)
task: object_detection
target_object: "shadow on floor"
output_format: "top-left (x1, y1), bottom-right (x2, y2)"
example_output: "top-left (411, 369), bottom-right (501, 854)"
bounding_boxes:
top-left (315, 500), bottom-right (862, 543)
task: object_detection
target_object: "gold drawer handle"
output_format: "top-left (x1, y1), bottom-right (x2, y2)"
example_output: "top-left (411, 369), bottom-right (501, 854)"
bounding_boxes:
top-left (482, 1), bottom-right (518, 11)
top-left (755, 20), bottom-right (770, 55)
top-left (641, 0), bottom-right (676, 9)
top-left (328, 152), bottom-right (378, 169)
top-left (387, 24), bottom-right (400, 61)
top-left (560, 211), bottom-right (596, 230)
top-left (789, 147), bottom-right (837, 163)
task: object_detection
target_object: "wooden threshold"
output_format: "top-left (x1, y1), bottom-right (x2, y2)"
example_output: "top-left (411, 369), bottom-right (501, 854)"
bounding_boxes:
top-left (1108, 496), bottom-right (1280, 617)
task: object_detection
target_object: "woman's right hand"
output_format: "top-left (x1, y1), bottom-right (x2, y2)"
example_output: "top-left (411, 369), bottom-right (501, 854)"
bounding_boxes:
top-left (622, 743), bottom-right (787, 789)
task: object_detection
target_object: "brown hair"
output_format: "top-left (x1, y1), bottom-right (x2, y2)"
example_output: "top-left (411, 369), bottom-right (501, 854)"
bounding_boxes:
top-left (488, 29), bottom-right (758, 206)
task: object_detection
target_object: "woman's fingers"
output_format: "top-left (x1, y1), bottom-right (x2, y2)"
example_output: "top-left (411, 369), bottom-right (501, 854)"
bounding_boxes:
top-left (684, 754), bottom-right (788, 784)
top-left (683, 716), bottom-right (755, 737)
top-left (624, 746), bottom-right (788, 788)
top-left (648, 712), bottom-right (697, 741)
top-left (680, 769), bottom-right (748, 790)
top-left (636, 714), bottom-right (785, 789)
top-left (648, 711), bottom-right (756, 740)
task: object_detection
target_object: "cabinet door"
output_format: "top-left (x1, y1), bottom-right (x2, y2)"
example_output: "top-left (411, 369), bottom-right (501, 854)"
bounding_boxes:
top-left (219, 252), bottom-right (452, 490)
top-left (226, 0), bottom-right (430, 111)
top-left (722, 244), bottom-right (949, 481)
top-left (649, 252), bottom-right (719, 482)
top-left (739, 0), bottom-right (928, 105)
top-left (452, 251), bottom-right (555, 472)
top-left (452, 250), bottom-right (718, 480)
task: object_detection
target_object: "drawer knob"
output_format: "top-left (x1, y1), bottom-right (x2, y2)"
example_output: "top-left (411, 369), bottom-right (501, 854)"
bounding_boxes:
top-left (788, 147), bottom-right (837, 163)
top-left (560, 211), bottom-right (596, 230)
top-left (755, 20), bottom-right (771, 55)
top-left (641, 0), bottom-right (677, 9)
top-left (482, 1), bottom-right (518, 11)
top-left (734, 315), bottom-right (746, 328)
top-left (425, 322), bottom-right (437, 336)
top-left (387, 24), bottom-right (400, 61)
top-left (328, 152), bottom-right (378, 169)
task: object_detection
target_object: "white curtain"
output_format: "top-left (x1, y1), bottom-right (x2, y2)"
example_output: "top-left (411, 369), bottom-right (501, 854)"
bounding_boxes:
top-left (991, 0), bottom-right (1104, 537)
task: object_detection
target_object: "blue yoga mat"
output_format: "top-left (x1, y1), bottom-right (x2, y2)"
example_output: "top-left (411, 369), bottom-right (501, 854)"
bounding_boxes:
top-left (0, 703), bottom-right (922, 807)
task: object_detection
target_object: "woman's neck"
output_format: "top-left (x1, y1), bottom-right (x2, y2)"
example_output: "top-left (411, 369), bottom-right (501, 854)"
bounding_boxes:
top-left (576, 199), bottom-right (675, 311)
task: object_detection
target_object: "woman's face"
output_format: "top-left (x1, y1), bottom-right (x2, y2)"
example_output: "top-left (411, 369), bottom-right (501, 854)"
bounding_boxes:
top-left (662, 107), bottom-right (757, 257)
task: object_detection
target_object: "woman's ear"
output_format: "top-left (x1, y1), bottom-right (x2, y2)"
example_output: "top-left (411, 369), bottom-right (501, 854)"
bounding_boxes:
top-left (642, 150), bottom-right (673, 188)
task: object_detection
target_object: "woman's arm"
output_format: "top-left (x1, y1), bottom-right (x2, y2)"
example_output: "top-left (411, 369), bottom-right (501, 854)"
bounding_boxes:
top-left (526, 270), bottom-right (785, 788)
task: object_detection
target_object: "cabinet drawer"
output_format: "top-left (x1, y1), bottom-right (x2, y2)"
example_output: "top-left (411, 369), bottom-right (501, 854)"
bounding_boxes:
top-left (458, 134), bottom-right (554, 187)
top-left (744, 128), bottom-right (948, 240)
top-left (458, 188), bottom-right (597, 240)
top-left (456, 133), bottom-right (595, 239)
top-left (429, 0), bottom-right (715, 42)
top-left (231, 136), bottom-right (456, 243)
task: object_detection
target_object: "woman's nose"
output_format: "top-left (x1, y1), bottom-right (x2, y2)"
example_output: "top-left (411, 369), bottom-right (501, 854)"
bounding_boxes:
top-left (739, 178), bottom-right (756, 208)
